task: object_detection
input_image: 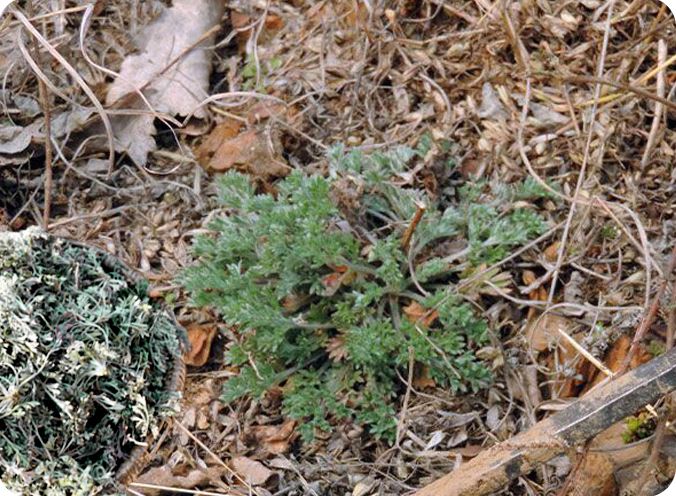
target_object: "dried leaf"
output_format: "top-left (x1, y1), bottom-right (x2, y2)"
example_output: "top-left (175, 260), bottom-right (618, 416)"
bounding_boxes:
top-left (583, 334), bottom-right (651, 392)
top-left (231, 456), bottom-right (276, 486)
top-left (404, 301), bottom-right (439, 327)
top-left (522, 269), bottom-right (537, 286)
top-left (321, 271), bottom-right (344, 297)
top-left (529, 102), bottom-right (569, 127)
top-left (327, 335), bottom-right (348, 362)
top-left (353, 479), bottom-right (375, 496)
top-left (525, 314), bottom-right (575, 353)
top-left (185, 324), bottom-right (218, 367)
top-left (424, 430), bottom-right (446, 451)
top-left (544, 241), bottom-right (560, 262)
top-left (136, 465), bottom-right (226, 495)
top-left (247, 101), bottom-right (287, 124)
top-left (196, 128), bottom-right (289, 181)
top-left (477, 83), bottom-right (507, 120)
top-left (105, 0), bottom-right (224, 165)
top-left (196, 119), bottom-right (243, 164)
top-left (247, 420), bottom-right (297, 455)
top-left (458, 444), bottom-right (483, 458)
top-left (230, 11), bottom-right (284, 51)
top-left (413, 363), bottom-right (437, 389)
top-left (0, 121), bottom-right (42, 154)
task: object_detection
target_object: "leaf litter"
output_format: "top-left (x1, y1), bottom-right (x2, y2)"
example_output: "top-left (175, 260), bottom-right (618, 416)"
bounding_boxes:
top-left (0, 0), bottom-right (675, 495)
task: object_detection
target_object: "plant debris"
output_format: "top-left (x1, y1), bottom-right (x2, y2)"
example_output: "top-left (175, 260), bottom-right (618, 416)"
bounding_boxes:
top-left (0, 0), bottom-right (674, 494)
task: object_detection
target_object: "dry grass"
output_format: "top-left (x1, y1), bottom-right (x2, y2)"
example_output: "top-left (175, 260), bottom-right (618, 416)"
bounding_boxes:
top-left (0, 0), bottom-right (674, 495)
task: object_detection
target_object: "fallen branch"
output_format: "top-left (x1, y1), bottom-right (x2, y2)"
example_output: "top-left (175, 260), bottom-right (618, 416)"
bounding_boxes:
top-left (414, 347), bottom-right (676, 496)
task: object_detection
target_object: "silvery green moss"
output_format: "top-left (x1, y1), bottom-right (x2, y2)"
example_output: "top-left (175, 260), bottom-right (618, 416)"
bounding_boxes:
top-left (0, 228), bottom-right (182, 495)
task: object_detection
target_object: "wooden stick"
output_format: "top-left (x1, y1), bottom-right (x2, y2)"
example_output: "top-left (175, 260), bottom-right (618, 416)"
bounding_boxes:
top-left (414, 347), bottom-right (676, 496)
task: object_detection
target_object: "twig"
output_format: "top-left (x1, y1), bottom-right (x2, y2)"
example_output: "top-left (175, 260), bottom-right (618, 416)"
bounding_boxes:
top-left (38, 83), bottom-right (52, 229)
top-left (25, 0), bottom-right (53, 230)
top-left (555, 327), bottom-right (614, 378)
top-left (619, 245), bottom-right (676, 375)
top-left (501, 4), bottom-right (529, 72)
top-left (640, 39), bottom-right (666, 169)
top-left (562, 74), bottom-right (676, 112)
top-left (414, 347), bottom-right (676, 496)
top-left (174, 420), bottom-right (260, 496)
top-left (395, 347), bottom-right (415, 447)
top-left (11, 6), bottom-right (116, 173)
top-left (668, 275), bottom-right (676, 351)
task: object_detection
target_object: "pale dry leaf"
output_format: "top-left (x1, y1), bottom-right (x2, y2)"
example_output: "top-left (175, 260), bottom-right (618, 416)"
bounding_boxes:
top-left (50, 108), bottom-right (95, 137)
top-left (267, 456), bottom-right (295, 471)
top-left (485, 405), bottom-right (501, 431)
top-left (477, 83), bottom-right (507, 120)
top-left (529, 101), bottom-right (569, 127)
top-left (424, 430), bottom-right (445, 451)
top-left (231, 456), bottom-right (276, 486)
top-left (446, 428), bottom-right (468, 448)
top-left (0, 121), bottom-right (42, 154)
top-left (105, 0), bottom-right (224, 165)
top-left (135, 465), bottom-right (226, 496)
top-left (106, 113), bottom-right (156, 167)
top-left (352, 478), bottom-right (375, 496)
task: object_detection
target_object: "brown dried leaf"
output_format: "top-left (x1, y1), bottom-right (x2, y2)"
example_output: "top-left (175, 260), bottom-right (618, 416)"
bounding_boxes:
top-left (248, 419), bottom-right (297, 455)
top-left (525, 314), bottom-right (575, 353)
top-left (196, 119), bottom-right (243, 164)
top-left (404, 301), bottom-right (439, 327)
top-left (247, 101), bottom-right (287, 124)
top-left (231, 11), bottom-right (284, 51)
top-left (412, 364), bottom-right (437, 390)
top-left (135, 465), bottom-right (226, 495)
top-left (327, 335), bottom-right (348, 362)
top-left (197, 128), bottom-right (289, 181)
top-left (522, 269), bottom-right (537, 286)
top-left (544, 241), bottom-right (560, 262)
top-left (231, 456), bottom-right (276, 486)
top-left (185, 324), bottom-right (218, 367)
top-left (582, 334), bottom-right (652, 393)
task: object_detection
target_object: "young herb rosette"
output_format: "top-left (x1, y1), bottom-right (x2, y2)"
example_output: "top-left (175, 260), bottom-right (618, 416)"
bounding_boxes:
top-left (183, 143), bottom-right (553, 442)
top-left (0, 229), bottom-right (183, 495)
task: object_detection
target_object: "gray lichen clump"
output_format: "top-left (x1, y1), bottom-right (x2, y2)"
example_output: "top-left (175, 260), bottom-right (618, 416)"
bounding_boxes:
top-left (0, 228), bottom-right (183, 495)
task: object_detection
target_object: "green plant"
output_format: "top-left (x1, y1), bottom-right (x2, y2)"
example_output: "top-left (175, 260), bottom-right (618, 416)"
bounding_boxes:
top-left (241, 54), bottom-right (283, 91)
top-left (183, 143), bottom-right (552, 443)
top-left (622, 411), bottom-right (656, 443)
top-left (0, 229), bottom-right (183, 495)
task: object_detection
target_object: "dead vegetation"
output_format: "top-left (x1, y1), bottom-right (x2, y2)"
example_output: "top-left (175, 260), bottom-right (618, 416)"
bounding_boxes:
top-left (0, 0), bottom-right (675, 495)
